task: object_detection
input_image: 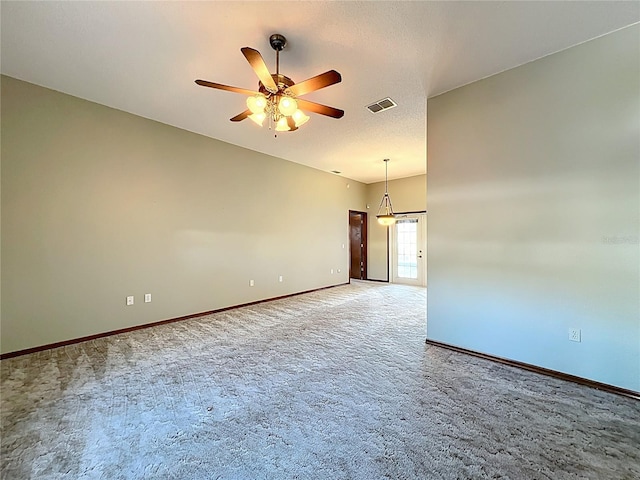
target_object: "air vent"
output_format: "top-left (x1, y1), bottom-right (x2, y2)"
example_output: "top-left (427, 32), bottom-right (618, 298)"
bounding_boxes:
top-left (366, 97), bottom-right (397, 114)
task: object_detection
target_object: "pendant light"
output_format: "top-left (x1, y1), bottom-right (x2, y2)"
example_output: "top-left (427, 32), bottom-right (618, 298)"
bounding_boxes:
top-left (377, 159), bottom-right (396, 226)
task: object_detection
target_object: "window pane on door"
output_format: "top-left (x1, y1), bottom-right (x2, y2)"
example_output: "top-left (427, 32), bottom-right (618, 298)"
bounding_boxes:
top-left (396, 219), bottom-right (418, 279)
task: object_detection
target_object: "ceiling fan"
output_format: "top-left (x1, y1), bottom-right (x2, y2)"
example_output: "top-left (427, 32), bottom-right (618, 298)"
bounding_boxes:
top-left (195, 34), bottom-right (343, 133)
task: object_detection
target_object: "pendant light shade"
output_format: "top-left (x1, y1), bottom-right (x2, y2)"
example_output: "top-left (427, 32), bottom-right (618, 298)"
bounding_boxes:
top-left (377, 159), bottom-right (396, 226)
top-left (377, 211), bottom-right (396, 226)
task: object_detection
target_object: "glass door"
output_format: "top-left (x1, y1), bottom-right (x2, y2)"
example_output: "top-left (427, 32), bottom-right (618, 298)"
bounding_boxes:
top-left (391, 214), bottom-right (426, 286)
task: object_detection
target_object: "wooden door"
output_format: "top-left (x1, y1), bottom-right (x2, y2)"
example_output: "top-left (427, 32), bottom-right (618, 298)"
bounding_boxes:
top-left (349, 211), bottom-right (367, 280)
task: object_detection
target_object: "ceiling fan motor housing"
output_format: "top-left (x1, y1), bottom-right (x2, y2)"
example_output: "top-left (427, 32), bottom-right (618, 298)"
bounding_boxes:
top-left (259, 74), bottom-right (295, 95)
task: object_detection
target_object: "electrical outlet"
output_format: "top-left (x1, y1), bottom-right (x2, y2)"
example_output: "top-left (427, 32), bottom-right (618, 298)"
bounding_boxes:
top-left (569, 328), bottom-right (581, 342)
top-left (278, 275), bottom-right (283, 283)
top-left (249, 280), bottom-right (254, 287)
top-left (126, 296), bottom-right (134, 306)
top-left (144, 293), bottom-right (152, 303)
top-left (337, 269), bottom-right (341, 273)
top-left (330, 269), bottom-right (334, 274)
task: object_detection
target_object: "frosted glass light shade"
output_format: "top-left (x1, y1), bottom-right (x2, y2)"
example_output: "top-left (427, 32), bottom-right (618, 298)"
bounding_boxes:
top-left (278, 97), bottom-right (298, 116)
top-left (275, 117), bottom-right (291, 131)
top-left (248, 112), bottom-right (266, 126)
top-left (246, 95), bottom-right (267, 114)
top-left (377, 214), bottom-right (396, 226)
top-left (292, 109), bottom-right (310, 127)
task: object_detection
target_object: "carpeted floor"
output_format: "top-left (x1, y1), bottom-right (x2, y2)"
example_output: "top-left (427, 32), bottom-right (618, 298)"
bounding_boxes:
top-left (1, 281), bottom-right (639, 479)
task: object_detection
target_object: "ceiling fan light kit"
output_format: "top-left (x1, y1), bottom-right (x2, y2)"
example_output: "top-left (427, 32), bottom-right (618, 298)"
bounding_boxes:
top-left (377, 159), bottom-right (397, 226)
top-left (196, 33), bottom-right (343, 133)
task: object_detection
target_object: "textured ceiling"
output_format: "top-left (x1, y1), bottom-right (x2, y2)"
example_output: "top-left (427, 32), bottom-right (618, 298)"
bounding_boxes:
top-left (1, 1), bottom-right (638, 183)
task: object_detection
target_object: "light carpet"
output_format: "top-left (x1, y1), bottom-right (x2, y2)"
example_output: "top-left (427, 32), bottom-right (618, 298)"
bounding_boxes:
top-left (1, 281), bottom-right (639, 479)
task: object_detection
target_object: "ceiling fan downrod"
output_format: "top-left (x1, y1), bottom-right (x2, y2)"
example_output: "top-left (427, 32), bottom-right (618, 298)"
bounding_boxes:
top-left (270, 33), bottom-right (287, 77)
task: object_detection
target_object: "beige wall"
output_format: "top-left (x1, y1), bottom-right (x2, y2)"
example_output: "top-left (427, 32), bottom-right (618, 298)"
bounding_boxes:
top-left (427, 25), bottom-right (639, 391)
top-left (1, 76), bottom-right (367, 354)
top-left (365, 174), bottom-right (427, 280)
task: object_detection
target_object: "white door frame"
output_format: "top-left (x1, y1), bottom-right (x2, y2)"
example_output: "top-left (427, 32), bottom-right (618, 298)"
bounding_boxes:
top-left (390, 213), bottom-right (426, 286)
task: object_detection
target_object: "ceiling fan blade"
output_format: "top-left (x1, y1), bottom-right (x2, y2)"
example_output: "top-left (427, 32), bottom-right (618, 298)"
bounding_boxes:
top-left (241, 47), bottom-right (278, 93)
top-left (296, 99), bottom-right (344, 119)
top-left (286, 70), bottom-right (342, 97)
top-left (230, 110), bottom-right (251, 122)
top-left (195, 79), bottom-right (259, 96)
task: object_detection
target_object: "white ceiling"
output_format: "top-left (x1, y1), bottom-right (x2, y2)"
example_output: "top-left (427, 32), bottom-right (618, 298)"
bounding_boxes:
top-left (1, 1), bottom-right (638, 184)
